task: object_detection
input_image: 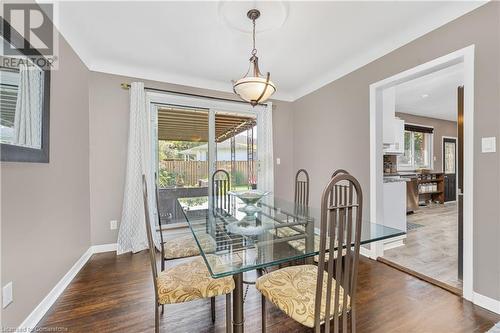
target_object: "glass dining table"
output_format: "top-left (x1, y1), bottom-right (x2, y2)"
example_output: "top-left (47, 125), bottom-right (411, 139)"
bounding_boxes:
top-left (177, 193), bottom-right (405, 333)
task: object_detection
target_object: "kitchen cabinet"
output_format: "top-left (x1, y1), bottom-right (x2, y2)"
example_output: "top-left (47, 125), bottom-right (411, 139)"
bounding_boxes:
top-left (384, 118), bottom-right (405, 155)
top-left (382, 86), bottom-right (405, 154)
top-left (379, 179), bottom-right (407, 251)
top-left (383, 180), bottom-right (407, 233)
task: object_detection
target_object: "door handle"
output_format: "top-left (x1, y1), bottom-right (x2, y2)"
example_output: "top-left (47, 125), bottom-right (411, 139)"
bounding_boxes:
top-left (458, 188), bottom-right (463, 195)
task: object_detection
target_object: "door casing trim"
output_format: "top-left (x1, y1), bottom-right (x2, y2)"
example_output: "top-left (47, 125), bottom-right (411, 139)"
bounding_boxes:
top-left (369, 45), bottom-right (475, 301)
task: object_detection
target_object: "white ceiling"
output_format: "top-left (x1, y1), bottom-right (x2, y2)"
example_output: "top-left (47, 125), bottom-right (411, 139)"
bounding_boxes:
top-left (395, 62), bottom-right (464, 122)
top-left (55, 1), bottom-right (484, 101)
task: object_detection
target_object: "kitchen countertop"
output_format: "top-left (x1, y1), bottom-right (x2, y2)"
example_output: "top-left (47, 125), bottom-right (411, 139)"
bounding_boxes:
top-left (383, 177), bottom-right (410, 183)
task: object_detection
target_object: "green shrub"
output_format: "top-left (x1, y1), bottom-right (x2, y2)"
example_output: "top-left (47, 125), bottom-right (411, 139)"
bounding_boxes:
top-left (158, 169), bottom-right (177, 187)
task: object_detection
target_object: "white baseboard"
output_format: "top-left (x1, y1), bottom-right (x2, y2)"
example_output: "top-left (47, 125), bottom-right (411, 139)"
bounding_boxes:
top-left (18, 247), bottom-right (93, 331)
top-left (18, 243), bottom-right (118, 331)
top-left (473, 292), bottom-right (500, 314)
top-left (91, 243), bottom-right (117, 253)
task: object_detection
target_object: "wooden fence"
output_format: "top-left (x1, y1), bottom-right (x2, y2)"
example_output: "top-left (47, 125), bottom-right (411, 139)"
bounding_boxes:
top-left (160, 160), bottom-right (256, 186)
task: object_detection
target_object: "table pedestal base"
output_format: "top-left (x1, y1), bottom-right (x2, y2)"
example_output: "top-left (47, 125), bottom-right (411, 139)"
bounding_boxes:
top-left (233, 273), bottom-right (244, 333)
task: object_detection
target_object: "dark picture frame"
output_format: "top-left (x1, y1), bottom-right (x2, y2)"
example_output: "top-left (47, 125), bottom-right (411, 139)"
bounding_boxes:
top-left (1, 17), bottom-right (50, 163)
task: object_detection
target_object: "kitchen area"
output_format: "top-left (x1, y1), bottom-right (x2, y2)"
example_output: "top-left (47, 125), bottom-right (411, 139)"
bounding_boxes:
top-left (384, 154), bottom-right (445, 218)
top-left (377, 65), bottom-right (462, 291)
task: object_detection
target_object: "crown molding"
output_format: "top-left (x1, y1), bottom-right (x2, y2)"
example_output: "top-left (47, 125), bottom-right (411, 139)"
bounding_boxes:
top-left (89, 60), bottom-right (295, 102)
top-left (287, 1), bottom-right (487, 101)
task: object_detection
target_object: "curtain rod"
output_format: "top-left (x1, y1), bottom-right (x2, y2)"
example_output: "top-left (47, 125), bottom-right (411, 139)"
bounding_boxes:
top-left (120, 83), bottom-right (267, 107)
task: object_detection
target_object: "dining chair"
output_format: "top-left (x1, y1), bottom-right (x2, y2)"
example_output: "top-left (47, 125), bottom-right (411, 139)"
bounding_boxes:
top-left (281, 169), bottom-right (352, 263)
top-left (313, 169), bottom-right (352, 263)
top-left (275, 168), bottom-right (309, 235)
top-left (212, 169), bottom-right (231, 214)
top-left (142, 175), bottom-right (234, 333)
top-left (288, 169), bottom-right (351, 263)
top-left (154, 173), bottom-right (218, 318)
top-left (155, 174), bottom-right (216, 271)
top-left (257, 173), bottom-right (363, 333)
top-left (294, 168), bottom-right (310, 207)
top-left (274, 169), bottom-right (310, 268)
top-left (212, 169), bottom-right (264, 294)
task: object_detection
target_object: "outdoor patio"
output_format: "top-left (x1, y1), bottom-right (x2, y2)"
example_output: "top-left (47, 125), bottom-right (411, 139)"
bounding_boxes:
top-left (156, 106), bottom-right (257, 225)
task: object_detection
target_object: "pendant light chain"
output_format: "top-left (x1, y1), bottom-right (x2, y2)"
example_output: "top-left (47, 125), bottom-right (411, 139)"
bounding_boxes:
top-left (252, 17), bottom-right (257, 56)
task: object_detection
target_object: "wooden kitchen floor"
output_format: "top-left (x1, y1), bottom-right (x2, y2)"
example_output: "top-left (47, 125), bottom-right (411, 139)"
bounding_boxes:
top-left (383, 202), bottom-right (461, 290)
top-left (36, 250), bottom-right (499, 333)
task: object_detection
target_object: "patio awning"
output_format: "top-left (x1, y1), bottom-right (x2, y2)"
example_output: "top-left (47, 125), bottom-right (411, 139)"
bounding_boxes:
top-left (157, 107), bottom-right (256, 142)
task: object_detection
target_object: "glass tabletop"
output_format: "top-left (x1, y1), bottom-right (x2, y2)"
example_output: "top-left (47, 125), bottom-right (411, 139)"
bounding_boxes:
top-left (178, 194), bottom-right (405, 278)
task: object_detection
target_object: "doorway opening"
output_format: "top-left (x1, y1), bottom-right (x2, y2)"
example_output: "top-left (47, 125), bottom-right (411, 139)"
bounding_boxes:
top-left (369, 46), bottom-right (474, 300)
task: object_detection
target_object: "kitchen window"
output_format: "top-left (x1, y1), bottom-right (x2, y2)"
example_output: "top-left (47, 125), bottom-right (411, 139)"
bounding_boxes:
top-left (397, 124), bottom-right (433, 170)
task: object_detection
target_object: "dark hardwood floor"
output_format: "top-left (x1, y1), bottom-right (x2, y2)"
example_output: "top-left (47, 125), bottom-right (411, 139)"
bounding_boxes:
top-left (37, 251), bottom-right (499, 333)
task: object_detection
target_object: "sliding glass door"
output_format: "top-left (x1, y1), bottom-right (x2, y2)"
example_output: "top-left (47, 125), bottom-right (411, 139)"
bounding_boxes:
top-left (209, 110), bottom-right (257, 191)
top-left (150, 93), bottom-right (271, 228)
top-left (155, 105), bottom-right (210, 226)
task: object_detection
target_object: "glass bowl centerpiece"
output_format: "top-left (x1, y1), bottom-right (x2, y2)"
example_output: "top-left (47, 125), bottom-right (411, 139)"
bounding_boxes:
top-left (227, 189), bottom-right (271, 236)
top-left (228, 189), bottom-right (270, 217)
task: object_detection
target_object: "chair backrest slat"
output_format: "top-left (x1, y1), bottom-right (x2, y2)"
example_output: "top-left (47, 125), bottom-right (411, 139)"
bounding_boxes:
top-left (330, 169), bottom-right (350, 208)
top-left (154, 173), bottom-right (165, 265)
top-left (313, 172), bottom-right (363, 333)
top-left (323, 196), bottom-right (337, 333)
top-left (343, 182), bottom-right (355, 332)
top-left (142, 175), bottom-right (159, 304)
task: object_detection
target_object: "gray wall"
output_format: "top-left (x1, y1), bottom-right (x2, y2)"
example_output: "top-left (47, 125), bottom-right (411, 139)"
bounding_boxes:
top-left (89, 71), bottom-right (294, 245)
top-left (292, 3), bottom-right (500, 300)
top-left (396, 112), bottom-right (458, 172)
top-left (1, 36), bottom-right (91, 327)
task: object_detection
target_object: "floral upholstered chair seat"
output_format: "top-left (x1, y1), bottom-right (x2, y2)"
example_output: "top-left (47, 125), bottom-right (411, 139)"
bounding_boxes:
top-left (156, 255), bottom-right (234, 304)
top-left (163, 233), bottom-right (216, 260)
top-left (256, 264), bottom-right (350, 328)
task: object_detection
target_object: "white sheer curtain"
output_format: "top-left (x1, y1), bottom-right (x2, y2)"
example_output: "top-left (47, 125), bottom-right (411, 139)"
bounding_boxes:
top-left (257, 102), bottom-right (274, 193)
top-left (13, 63), bottom-right (43, 148)
top-left (117, 82), bottom-right (159, 254)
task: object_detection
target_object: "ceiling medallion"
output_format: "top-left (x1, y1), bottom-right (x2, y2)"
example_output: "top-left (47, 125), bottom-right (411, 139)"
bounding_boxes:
top-left (232, 9), bottom-right (276, 106)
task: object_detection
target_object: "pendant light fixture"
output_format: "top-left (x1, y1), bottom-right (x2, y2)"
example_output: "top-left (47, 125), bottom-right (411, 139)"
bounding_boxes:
top-left (233, 9), bottom-right (276, 106)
